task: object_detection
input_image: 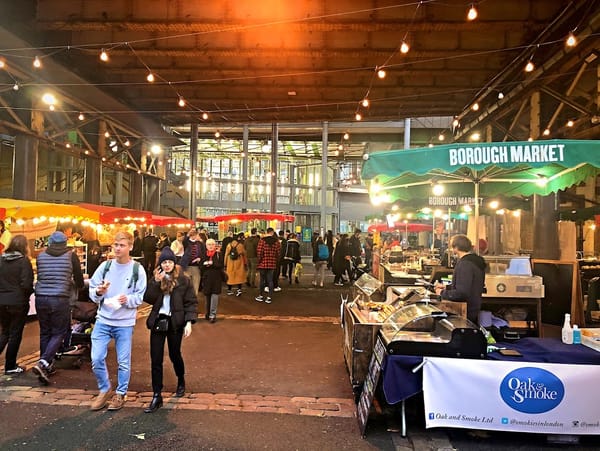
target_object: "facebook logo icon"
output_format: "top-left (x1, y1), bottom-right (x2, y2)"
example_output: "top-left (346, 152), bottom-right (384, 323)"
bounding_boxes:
top-left (502, 417), bottom-right (509, 424)
top-left (428, 413), bottom-right (435, 420)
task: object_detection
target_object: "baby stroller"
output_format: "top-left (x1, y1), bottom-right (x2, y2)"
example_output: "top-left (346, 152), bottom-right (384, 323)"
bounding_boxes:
top-left (55, 299), bottom-right (97, 369)
top-left (349, 255), bottom-right (368, 281)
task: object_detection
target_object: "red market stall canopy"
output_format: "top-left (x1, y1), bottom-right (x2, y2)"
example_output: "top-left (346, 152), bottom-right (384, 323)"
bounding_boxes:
top-left (368, 222), bottom-right (433, 233)
top-left (78, 203), bottom-right (152, 224)
top-left (213, 213), bottom-right (295, 223)
top-left (150, 215), bottom-right (194, 227)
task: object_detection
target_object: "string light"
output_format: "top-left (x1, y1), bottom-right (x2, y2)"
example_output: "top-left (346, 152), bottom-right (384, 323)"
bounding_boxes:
top-left (99, 49), bottom-right (109, 62)
top-left (104, 131), bottom-right (110, 138)
top-left (566, 32), bottom-right (577, 47)
top-left (78, 112), bottom-right (85, 121)
top-left (12, 83), bottom-right (19, 91)
top-left (343, 132), bottom-right (350, 140)
top-left (467, 4), bottom-right (478, 21)
top-left (124, 139), bottom-right (131, 146)
top-left (497, 92), bottom-right (504, 99)
top-left (400, 41), bottom-right (410, 54)
top-left (0, 59), bottom-right (5, 69)
top-left (202, 112), bottom-right (209, 120)
top-left (178, 96), bottom-right (186, 107)
top-left (337, 144), bottom-right (344, 151)
top-left (355, 112), bottom-right (362, 121)
top-left (376, 68), bottom-right (386, 79)
top-left (438, 133), bottom-right (445, 141)
top-left (214, 131), bottom-right (221, 138)
top-left (542, 128), bottom-right (550, 136)
top-left (146, 72), bottom-right (155, 83)
top-left (361, 98), bottom-right (370, 108)
top-left (33, 56), bottom-right (42, 68)
top-left (471, 102), bottom-right (479, 111)
top-left (566, 119), bottom-right (574, 127)
top-left (524, 60), bottom-right (534, 72)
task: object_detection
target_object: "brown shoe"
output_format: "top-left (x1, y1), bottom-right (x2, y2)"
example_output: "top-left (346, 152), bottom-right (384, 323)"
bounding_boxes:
top-left (90, 391), bottom-right (112, 411)
top-left (107, 393), bottom-right (127, 411)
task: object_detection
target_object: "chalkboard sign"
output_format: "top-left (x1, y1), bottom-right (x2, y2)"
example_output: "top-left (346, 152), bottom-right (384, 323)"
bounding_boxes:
top-left (357, 336), bottom-right (386, 436)
top-left (532, 259), bottom-right (584, 326)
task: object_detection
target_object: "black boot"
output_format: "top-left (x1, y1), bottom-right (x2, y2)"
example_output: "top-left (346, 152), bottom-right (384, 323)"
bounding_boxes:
top-left (175, 378), bottom-right (185, 397)
top-left (144, 393), bottom-right (163, 413)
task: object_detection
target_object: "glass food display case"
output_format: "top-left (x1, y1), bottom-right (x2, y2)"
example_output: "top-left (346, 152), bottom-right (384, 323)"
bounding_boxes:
top-left (379, 303), bottom-right (487, 358)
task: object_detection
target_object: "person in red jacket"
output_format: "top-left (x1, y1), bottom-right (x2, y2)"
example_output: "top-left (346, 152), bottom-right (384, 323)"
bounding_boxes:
top-left (255, 228), bottom-right (281, 304)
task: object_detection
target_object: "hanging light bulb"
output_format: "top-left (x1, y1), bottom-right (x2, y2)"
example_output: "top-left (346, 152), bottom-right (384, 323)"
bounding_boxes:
top-left (471, 102), bottom-right (479, 111)
top-left (525, 60), bottom-right (535, 72)
top-left (566, 32), bottom-right (577, 47)
top-left (542, 128), bottom-right (550, 136)
top-left (337, 144), bottom-right (344, 151)
top-left (438, 133), bottom-right (445, 141)
top-left (33, 56), bottom-right (42, 68)
top-left (400, 41), bottom-right (410, 54)
top-left (0, 59), bottom-right (5, 69)
top-left (497, 91), bottom-right (504, 99)
top-left (78, 112), bottom-right (85, 121)
top-left (178, 96), bottom-right (186, 107)
top-left (104, 131), bottom-right (110, 138)
top-left (467, 4), bottom-right (478, 21)
top-left (361, 98), bottom-right (370, 108)
top-left (12, 82), bottom-right (19, 91)
top-left (146, 72), bottom-right (155, 83)
top-left (214, 131), bottom-right (221, 138)
top-left (99, 49), bottom-right (109, 62)
top-left (355, 112), bottom-right (362, 121)
top-left (49, 104), bottom-right (55, 111)
top-left (343, 132), bottom-right (350, 140)
top-left (202, 112), bottom-right (209, 120)
top-left (452, 118), bottom-right (460, 128)
top-left (566, 119), bottom-right (574, 127)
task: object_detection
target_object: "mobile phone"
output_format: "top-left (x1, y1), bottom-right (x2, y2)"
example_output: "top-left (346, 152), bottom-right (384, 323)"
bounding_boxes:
top-left (499, 349), bottom-right (522, 357)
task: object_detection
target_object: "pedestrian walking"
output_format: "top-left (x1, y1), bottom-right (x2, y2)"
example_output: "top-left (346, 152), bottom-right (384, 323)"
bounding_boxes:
top-left (88, 231), bottom-right (147, 411)
top-left (244, 228), bottom-right (260, 288)
top-left (180, 228), bottom-right (206, 297)
top-left (224, 233), bottom-right (247, 296)
top-left (312, 236), bottom-right (329, 287)
top-left (143, 247), bottom-right (198, 413)
top-left (200, 239), bottom-right (224, 323)
top-left (255, 228), bottom-right (281, 304)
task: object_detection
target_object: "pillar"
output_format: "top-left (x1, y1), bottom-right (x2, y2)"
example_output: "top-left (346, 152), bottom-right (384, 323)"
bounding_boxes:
top-left (270, 123), bottom-right (278, 213)
top-left (146, 177), bottom-right (160, 213)
top-left (189, 123), bottom-right (198, 219)
top-left (403, 118), bottom-right (411, 149)
top-left (320, 121), bottom-right (329, 234)
top-left (129, 172), bottom-right (143, 210)
top-left (13, 135), bottom-right (39, 200)
top-left (242, 125), bottom-right (249, 209)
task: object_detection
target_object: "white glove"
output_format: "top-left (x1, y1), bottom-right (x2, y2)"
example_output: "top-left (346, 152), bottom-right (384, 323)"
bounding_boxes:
top-left (183, 321), bottom-right (192, 338)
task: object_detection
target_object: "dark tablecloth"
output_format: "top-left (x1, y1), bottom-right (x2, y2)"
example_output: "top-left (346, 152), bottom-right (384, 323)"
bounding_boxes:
top-left (382, 337), bottom-right (600, 404)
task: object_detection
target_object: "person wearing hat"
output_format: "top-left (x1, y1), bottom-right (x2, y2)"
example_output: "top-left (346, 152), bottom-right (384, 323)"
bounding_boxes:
top-left (33, 231), bottom-right (85, 384)
top-left (143, 247), bottom-right (198, 413)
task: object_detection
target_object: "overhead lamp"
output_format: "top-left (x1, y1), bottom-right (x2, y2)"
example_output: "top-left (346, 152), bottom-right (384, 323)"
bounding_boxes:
top-left (566, 119), bottom-right (574, 127)
top-left (124, 139), bottom-right (131, 147)
top-left (214, 131), bottom-right (221, 138)
top-left (376, 68), bottom-right (386, 79)
top-left (12, 82), bottom-right (19, 91)
top-left (497, 91), bottom-right (504, 99)
top-left (146, 72), bottom-right (155, 83)
top-left (343, 132), bottom-right (350, 140)
top-left (355, 112), bottom-right (362, 121)
top-left (42, 92), bottom-right (57, 106)
top-left (0, 59), bottom-right (5, 69)
top-left (33, 56), bottom-right (42, 68)
top-left (49, 105), bottom-right (55, 111)
top-left (400, 41), bottom-right (410, 54)
top-left (471, 102), bottom-right (479, 111)
top-left (150, 144), bottom-right (162, 155)
top-left (566, 32), bottom-right (577, 47)
top-left (337, 144), bottom-right (344, 151)
top-left (467, 4), bottom-right (478, 21)
top-left (542, 128), bottom-right (550, 136)
top-left (100, 49), bottom-right (109, 62)
top-left (78, 112), bottom-right (85, 121)
top-left (361, 98), bottom-right (370, 108)
top-left (432, 183), bottom-right (444, 196)
top-left (489, 200), bottom-right (499, 209)
top-left (527, 137), bottom-right (533, 142)
top-left (470, 132), bottom-right (481, 141)
top-left (178, 97), bottom-right (186, 107)
top-left (438, 133), bottom-right (445, 141)
top-left (452, 118), bottom-right (460, 129)
top-left (428, 143), bottom-right (434, 148)
top-left (524, 60), bottom-right (534, 73)
top-left (202, 112), bottom-right (209, 120)
top-left (104, 131), bottom-right (110, 138)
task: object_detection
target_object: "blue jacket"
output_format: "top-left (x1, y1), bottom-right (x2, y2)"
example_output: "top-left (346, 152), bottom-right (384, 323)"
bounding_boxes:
top-left (35, 244), bottom-right (84, 299)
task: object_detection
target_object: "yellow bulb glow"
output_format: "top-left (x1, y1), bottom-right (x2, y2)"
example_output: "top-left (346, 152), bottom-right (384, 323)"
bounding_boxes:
top-left (432, 184), bottom-right (444, 196)
top-left (362, 98), bottom-right (370, 108)
top-left (202, 112), bottom-right (209, 120)
top-left (377, 69), bottom-right (386, 79)
top-left (566, 32), bottom-right (577, 47)
top-left (566, 120), bottom-right (574, 127)
top-left (100, 50), bottom-right (109, 62)
top-left (525, 61), bottom-right (534, 72)
top-left (146, 72), bottom-right (155, 83)
top-left (467, 5), bottom-right (478, 21)
top-left (78, 113), bottom-right (85, 121)
top-left (471, 102), bottom-right (479, 111)
top-left (400, 41), bottom-right (409, 54)
top-left (178, 97), bottom-right (186, 107)
top-left (343, 132), bottom-right (350, 140)
top-left (542, 128), bottom-right (550, 136)
top-left (33, 56), bottom-right (42, 68)
top-left (104, 131), bottom-right (110, 138)
top-left (0, 59), bottom-right (5, 69)
top-left (355, 112), bottom-right (362, 121)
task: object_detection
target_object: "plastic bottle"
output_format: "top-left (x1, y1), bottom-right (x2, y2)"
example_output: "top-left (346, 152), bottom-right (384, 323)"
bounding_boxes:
top-left (562, 313), bottom-right (573, 344)
top-left (572, 325), bottom-right (582, 344)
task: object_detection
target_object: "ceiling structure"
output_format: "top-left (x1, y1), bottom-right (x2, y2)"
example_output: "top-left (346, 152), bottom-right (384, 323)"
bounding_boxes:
top-left (0, 0), bottom-right (599, 144)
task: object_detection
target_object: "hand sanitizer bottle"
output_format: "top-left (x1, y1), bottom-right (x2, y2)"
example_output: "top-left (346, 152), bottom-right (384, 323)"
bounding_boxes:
top-left (572, 325), bottom-right (582, 344)
top-left (561, 313), bottom-right (573, 344)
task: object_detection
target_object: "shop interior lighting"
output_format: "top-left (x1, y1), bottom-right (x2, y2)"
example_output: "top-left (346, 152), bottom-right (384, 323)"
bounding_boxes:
top-left (467, 4), bottom-right (478, 21)
top-left (150, 144), bottom-right (162, 155)
top-left (488, 200), bottom-right (499, 209)
top-left (432, 183), bottom-right (444, 196)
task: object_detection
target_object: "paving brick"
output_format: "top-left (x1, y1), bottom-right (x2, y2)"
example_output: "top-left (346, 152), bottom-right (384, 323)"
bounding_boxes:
top-left (237, 394), bottom-right (266, 401)
top-left (56, 388), bottom-right (87, 395)
top-left (190, 393), bottom-right (214, 400)
top-left (13, 390), bottom-right (44, 398)
top-left (317, 397), bottom-right (352, 404)
top-left (215, 398), bottom-right (241, 407)
top-left (306, 402), bottom-right (341, 411)
top-left (241, 400), bottom-right (280, 408)
top-left (54, 399), bottom-right (82, 406)
top-left (65, 394), bottom-right (95, 401)
top-left (217, 405), bottom-right (243, 411)
top-left (184, 404), bottom-right (209, 410)
top-left (291, 396), bottom-right (317, 403)
top-left (214, 393), bottom-right (237, 399)
top-left (299, 408), bottom-right (326, 416)
top-left (277, 407), bottom-right (300, 415)
top-left (255, 406), bottom-right (279, 413)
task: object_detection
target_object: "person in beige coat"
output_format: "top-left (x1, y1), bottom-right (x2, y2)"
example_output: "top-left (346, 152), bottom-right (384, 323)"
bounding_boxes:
top-left (224, 233), bottom-right (248, 296)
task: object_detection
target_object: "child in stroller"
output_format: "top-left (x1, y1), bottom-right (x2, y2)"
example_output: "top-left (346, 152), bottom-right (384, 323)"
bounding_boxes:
top-left (55, 299), bottom-right (97, 369)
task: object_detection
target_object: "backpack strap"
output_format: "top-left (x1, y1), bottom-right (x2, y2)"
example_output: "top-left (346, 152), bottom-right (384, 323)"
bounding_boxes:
top-left (101, 259), bottom-right (112, 280)
top-left (101, 259), bottom-right (139, 289)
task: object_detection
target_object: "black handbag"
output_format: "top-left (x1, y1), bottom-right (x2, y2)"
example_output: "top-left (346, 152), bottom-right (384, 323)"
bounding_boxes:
top-left (153, 317), bottom-right (170, 332)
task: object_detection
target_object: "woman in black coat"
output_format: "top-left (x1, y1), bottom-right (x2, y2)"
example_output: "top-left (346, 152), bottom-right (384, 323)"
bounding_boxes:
top-left (143, 247), bottom-right (198, 413)
top-left (332, 234), bottom-right (351, 286)
top-left (0, 235), bottom-right (34, 375)
top-left (200, 238), bottom-right (224, 323)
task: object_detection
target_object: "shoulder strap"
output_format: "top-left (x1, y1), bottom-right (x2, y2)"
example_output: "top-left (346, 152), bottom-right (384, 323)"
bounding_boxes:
top-left (128, 261), bottom-right (140, 289)
top-left (102, 259), bottom-right (112, 279)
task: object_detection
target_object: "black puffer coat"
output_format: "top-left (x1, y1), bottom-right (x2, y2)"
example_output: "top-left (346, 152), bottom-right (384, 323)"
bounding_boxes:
top-left (0, 251), bottom-right (34, 306)
top-left (144, 269), bottom-right (198, 331)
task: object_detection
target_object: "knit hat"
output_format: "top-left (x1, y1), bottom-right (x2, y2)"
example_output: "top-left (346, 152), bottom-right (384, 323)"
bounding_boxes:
top-left (158, 246), bottom-right (176, 265)
top-left (48, 231), bottom-right (67, 245)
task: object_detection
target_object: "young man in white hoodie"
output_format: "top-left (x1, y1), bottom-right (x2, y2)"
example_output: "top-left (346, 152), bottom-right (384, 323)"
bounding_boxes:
top-left (88, 231), bottom-right (147, 411)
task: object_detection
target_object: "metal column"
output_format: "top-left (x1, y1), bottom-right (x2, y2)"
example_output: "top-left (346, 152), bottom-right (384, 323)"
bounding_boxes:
top-left (270, 123), bottom-right (278, 213)
top-left (403, 118), bottom-right (411, 149)
top-left (189, 123), bottom-right (198, 220)
top-left (321, 121), bottom-right (329, 234)
top-left (242, 125), bottom-right (249, 210)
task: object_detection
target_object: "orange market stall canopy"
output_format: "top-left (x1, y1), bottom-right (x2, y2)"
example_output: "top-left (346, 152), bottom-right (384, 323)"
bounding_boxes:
top-left (78, 203), bottom-right (152, 225)
top-left (1, 198), bottom-right (101, 240)
top-left (213, 213), bottom-right (295, 223)
top-left (368, 222), bottom-right (433, 233)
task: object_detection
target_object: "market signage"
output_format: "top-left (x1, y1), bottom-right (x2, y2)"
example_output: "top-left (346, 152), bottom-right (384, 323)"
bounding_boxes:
top-left (448, 143), bottom-right (565, 167)
top-left (428, 196), bottom-right (479, 207)
top-left (423, 357), bottom-right (600, 435)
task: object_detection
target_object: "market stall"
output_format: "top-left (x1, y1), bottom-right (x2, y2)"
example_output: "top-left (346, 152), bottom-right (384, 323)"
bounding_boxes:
top-left (212, 212), bottom-right (295, 237)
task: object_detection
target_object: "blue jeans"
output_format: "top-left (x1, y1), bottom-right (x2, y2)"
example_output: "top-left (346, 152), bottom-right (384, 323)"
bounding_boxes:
top-left (91, 321), bottom-right (134, 395)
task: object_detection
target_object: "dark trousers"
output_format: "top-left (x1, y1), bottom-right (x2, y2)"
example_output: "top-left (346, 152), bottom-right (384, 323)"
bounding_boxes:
top-left (0, 304), bottom-right (29, 369)
top-left (35, 296), bottom-right (71, 365)
top-left (286, 261), bottom-right (296, 281)
top-left (143, 251), bottom-right (156, 275)
top-left (259, 268), bottom-right (275, 296)
top-left (149, 319), bottom-right (185, 393)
